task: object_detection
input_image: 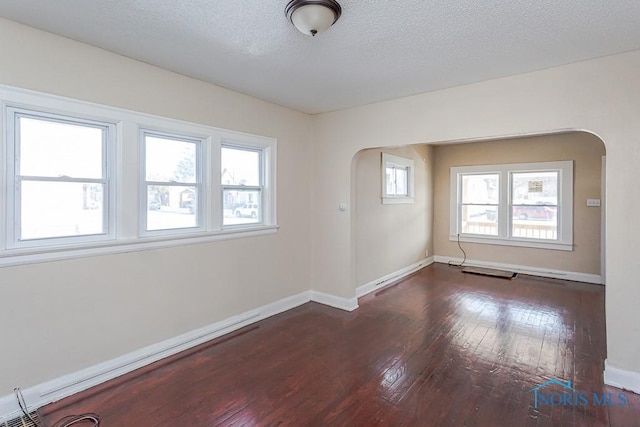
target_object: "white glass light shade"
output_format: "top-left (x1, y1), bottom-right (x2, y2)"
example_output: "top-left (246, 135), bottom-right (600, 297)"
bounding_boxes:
top-left (290, 4), bottom-right (339, 36)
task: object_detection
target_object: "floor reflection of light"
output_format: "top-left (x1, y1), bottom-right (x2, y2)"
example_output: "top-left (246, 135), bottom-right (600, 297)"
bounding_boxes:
top-left (378, 356), bottom-right (409, 403)
top-left (448, 292), bottom-right (567, 369)
top-left (454, 292), bottom-right (563, 330)
top-left (225, 410), bottom-right (258, 426)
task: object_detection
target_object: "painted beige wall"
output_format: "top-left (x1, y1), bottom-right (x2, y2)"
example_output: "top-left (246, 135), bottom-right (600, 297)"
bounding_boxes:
top-left (312, 51), bottom-right (640, 376)
top-left (2, 14), bottom-right (640, 398)
top-left (354, 145), bottom-right (433, 286)
top-left (0, 18), bottom-right (313, 392)
top-left (433, 132), bottom-right (605, 274)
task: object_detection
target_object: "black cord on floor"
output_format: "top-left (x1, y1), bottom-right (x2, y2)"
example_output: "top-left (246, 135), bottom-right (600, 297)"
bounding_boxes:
top-left (448, 233), bottom-right (467, 268)
top-left (15, 387), bottom-right (40, 426)
top-left (14, 387), bottom-right (100, 427)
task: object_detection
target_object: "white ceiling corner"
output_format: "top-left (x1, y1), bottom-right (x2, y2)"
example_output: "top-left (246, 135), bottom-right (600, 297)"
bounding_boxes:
top-left (0, 0), bottom-right (639, 114)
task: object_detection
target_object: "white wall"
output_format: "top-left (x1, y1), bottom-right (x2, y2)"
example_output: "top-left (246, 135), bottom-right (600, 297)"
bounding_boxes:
top-left (0, 18), bottom-right (313, 392)
top-left (312, 50), bottom-right (640, 378)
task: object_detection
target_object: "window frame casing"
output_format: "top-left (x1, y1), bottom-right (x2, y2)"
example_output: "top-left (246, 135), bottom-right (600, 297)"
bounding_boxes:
top-left (220, 143), bottom-right (265, 228)
top-left (0, 84), bottom-right (278, 268)
top-left (139, 128), bottom-right (206, 236)
top-left (5, 106), bottom-right (117, 249)
top-left (218, 136), bottom-right (276, 228)
top-left (381, 153), bottom-right (414, 204)
top-left (450, 161), bottom-right (573, 251)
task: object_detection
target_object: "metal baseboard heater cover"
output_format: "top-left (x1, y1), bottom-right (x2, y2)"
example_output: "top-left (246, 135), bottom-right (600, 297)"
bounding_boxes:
top-left (2, 412), bottom-right (40, 427)
top-left (461, 266), bottom-right (517, 279)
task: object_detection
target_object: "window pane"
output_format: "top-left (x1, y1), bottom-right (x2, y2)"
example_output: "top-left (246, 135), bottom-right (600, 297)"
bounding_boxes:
top-left (512, 172), bottom-right (558, 205)
top-left (512, 206), bottom-right (558, 239)
top-left (385, 167), bottom-right (395, 195)
top-left (146, 185), bottom-right (197, 231)
top-left (146, 135), bottom-right (196, 183)
top-left (461, 205), bottom-right (498, 236)
top-left (19, 116), bottom-right (103, 179)
top-left (20, 181), bottom-right (104, 240)
top-left (223, 189), bottom-right (261, 225)
top-left (221, 147), bottom-right (260, 186)
top-left (461, 174), bottom-right (499, 204)
top-left (395, 168), bottom-right (408, 196)
top-left (511, 171), bottom-right (558, 240)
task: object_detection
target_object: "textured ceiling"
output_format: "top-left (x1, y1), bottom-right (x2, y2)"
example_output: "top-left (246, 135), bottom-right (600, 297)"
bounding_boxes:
top-left (0, 1), bottom-right (639, 114)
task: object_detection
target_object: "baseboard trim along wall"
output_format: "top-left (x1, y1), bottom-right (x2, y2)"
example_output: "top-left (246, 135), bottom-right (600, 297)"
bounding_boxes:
top-left (604, 360), bottom-right (640, 395)
top-left (0, 289), bottom-right (357, 422)
top-left (310, 291), bottom-right (359, 311)
top-left (433, 256), bottom-right (602, 285)
top-left (356, 257), bottom-right (435, 298)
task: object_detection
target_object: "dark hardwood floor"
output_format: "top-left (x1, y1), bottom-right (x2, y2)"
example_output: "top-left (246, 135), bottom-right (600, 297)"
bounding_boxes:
top-left (40, 263), bottom-right (640, 426)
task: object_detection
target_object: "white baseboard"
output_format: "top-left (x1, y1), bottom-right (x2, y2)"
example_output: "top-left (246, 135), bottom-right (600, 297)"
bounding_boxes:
top-left (604, 360), bottom-right (640, 394)
top-left (356, 257), bottom-right (434, 298)
top-left (0, 288), bottom-right (357, 422)
top-left (310, 291), bottom-right (359, 311)
top-left (433, 256), bottom-right (602, 285)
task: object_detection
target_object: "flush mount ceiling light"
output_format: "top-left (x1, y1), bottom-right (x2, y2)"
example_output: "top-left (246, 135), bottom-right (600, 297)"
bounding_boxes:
top-left (285, 0), bottom-right (342, 37)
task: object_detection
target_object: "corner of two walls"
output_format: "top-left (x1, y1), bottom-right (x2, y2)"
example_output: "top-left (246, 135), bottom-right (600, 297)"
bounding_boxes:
top-left (0, 17), bottom-right (316, 395)
top-left (351, 130), bottom-right (605, 292)
top-left (353, 145), bottom-right (434, 288)
top-left (432, 132), bottom-right (605, 276)
top-left (310, 49), bottom-right (640, 386)
top-left (0, 15), bottom-right (621, 404)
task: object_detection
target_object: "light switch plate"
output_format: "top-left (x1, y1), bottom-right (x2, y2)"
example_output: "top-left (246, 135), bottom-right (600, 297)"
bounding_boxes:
top-left (587, 199), bottom-right (601, 207)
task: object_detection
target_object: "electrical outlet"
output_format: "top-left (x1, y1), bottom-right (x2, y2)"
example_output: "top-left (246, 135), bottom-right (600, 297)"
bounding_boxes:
top-left (586, 199), bottom-right (601, 207)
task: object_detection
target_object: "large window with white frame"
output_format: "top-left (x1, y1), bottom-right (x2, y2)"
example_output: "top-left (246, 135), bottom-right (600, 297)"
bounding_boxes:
top-left (221, 145), bottom-right (263, 226)
top-left (141, 130), bottom-right (203, 234)
top-left (0, 84), bottom-right (277, 267)
top-left (450, 161), bottom-right (573, 250)
top-left (6, 107), bottom-right (115, 248)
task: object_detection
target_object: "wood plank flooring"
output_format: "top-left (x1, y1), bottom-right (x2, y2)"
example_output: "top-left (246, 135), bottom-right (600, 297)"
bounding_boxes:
top-left (40, 263), bottom-right (640, 426)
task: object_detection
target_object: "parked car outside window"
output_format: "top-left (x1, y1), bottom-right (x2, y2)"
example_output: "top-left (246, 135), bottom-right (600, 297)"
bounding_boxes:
top-left (486, 205), bottom-right (555, 221)
top-left (234, 203), bottom-right (258, 218)
top-left (512, 205), bottom-right (555, 220)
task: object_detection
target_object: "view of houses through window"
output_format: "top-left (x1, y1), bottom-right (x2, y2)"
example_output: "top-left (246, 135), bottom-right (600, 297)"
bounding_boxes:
top-left (451, 161), bottom-right (572, 249)
top-left (511, 171), bottom-right (558, 239)
top-left (143, 132), bottom-right (200, 232)
top-left (460, 171), bottom-right (559, 240)
top-left (1, 87), bottom-right (276, 256)
top-left (221, 146), bottom-right (262, 226)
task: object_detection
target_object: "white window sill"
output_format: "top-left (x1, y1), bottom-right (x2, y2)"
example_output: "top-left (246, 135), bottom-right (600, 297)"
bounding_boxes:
top-left (382, 197), bottom-right (414, 205)
top-left (451, 235), bottom-right (573, 251)
top-left (0, 225), bottom-right (279, 268)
